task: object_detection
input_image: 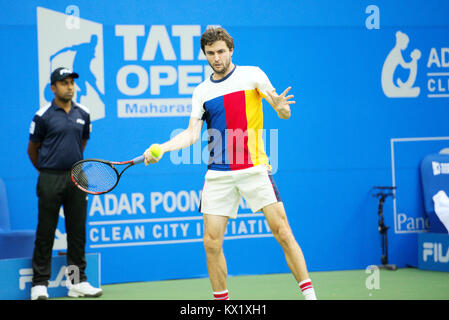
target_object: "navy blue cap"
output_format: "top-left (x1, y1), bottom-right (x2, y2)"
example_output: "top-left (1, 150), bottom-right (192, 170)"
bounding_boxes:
top-left (51, 67), bottom-right (79, 84)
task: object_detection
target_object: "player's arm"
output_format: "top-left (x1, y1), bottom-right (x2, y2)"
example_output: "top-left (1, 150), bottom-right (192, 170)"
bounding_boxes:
top-left (264, 87), bottom-right (295, 120)
top-left (143, 116), bottom-right (203, 165)
top-left (27, 141), bottom-right (41, 171)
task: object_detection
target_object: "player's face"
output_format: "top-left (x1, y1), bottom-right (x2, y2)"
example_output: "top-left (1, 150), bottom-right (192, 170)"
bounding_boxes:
top-left (204, 40), bottom-right (233, 76)
top-left (52, 78), bottom-right (75, 102)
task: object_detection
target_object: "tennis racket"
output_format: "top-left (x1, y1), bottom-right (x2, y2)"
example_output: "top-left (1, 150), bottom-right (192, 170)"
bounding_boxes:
top-left (71, 155), bottom-right (145, 195)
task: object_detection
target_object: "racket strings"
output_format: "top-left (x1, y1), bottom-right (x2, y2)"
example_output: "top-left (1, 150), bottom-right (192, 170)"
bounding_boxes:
top-left (72, 161), bottom-right (118, 193)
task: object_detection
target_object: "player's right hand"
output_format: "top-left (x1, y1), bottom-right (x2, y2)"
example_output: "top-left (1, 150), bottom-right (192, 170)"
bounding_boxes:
top-left (143, 146), bottom-right (164, 165)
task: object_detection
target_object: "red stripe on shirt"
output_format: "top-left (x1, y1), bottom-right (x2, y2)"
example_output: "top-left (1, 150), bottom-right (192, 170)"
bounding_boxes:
top-left (223, 90), bottom-right (253, 171)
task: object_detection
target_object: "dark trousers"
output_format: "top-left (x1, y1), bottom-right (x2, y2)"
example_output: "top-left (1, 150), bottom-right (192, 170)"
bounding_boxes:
top-left (32, 170), bottom-right (88, 286)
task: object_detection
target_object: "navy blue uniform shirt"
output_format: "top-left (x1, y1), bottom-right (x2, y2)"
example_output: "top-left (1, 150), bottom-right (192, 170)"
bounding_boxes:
top-left (29, 100), bottom-right (91, 170)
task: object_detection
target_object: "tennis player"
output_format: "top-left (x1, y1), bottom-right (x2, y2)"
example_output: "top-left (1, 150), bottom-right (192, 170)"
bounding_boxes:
top-left (144, 27), bottom-right (317, 300)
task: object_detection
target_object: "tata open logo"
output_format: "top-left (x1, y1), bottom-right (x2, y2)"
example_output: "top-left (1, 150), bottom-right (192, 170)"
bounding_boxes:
top-left (381, 30), bottom-right (449, 99)
top-left (37, 7), bottom-right (215, 119)
top-left (114, 25), bottom-right (213, 118)
top-left (37, 7), bottom-right (105, 121)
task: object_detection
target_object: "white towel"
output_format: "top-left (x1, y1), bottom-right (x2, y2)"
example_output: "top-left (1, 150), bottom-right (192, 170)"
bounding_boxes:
top-left (432, 190), bottom-right (449, 233)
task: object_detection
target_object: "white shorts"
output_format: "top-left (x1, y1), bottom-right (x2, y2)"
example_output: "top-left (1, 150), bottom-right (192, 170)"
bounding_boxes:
top-left (199, 165), bottom-right (282, 219)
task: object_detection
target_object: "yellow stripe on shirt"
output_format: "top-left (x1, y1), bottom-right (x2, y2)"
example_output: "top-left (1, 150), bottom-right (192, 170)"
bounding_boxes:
top-left (245, 89), bottom-right (270, 169)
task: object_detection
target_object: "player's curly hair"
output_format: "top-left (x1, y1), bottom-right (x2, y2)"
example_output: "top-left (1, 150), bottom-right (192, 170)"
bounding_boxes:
top-left (200, 27), bottom-right (234, 53)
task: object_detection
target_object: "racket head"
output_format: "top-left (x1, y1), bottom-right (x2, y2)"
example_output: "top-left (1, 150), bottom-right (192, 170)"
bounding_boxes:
top-left (71, 159), bottom-right (120, 195)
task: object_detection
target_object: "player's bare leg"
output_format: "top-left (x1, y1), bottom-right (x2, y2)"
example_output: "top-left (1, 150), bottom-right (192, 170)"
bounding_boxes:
top-left (203, 214), bottom-right (229, 293)
top-left (262, 202), bottom-right (309, 282)
top-left (263, 202), bottom-right (317, 299)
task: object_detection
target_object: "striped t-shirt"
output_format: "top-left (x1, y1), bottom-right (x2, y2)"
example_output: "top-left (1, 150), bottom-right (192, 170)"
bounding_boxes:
top-left (191, 65), bottom-right (274, 171)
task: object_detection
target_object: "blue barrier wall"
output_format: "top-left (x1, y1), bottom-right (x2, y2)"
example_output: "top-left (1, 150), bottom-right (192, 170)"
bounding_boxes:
top-left (1, 0), bottom-right (449, 284)
top-left (0, 253), bottom-right (100, 300)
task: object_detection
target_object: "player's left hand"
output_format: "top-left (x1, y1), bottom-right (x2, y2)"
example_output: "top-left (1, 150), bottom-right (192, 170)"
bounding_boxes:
top-left (266, 87), bottom-right (295, 119)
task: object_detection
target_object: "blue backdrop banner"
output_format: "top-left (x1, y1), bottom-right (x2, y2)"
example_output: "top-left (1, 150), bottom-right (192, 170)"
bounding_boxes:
top-left (1, 0), bottom-right (449, 284)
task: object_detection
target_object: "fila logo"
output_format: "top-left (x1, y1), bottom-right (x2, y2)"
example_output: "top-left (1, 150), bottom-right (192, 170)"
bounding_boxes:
top-left (423, 242), bottom-right (449, 263)
top-left (76, 118), bottom-right (86, 125)
top-left (19, 265), bottom-right (80, 290)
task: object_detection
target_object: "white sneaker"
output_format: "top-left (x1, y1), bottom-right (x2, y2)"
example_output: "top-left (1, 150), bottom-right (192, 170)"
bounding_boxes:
top-left (31, 285), bottom-right (49, 300)
top-left (67, 282), bottom-right (103, 298)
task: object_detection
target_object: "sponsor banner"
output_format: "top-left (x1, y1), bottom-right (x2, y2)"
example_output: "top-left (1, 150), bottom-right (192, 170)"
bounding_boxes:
top-left (0, 253), bottom-right (101, 300)
top-left (37, 7), bottom-right (105, 121)
top-left (37, 6), bottom-right (213, 120)
top-left (418, 233), bottom-right (449, 272)
top-left (381, 30), bottom-right (449, 99)
top-left (88, 214), bottom-right (272, 249)
top-left (85, 190), bottom-right (272, 249)
top-left (0, 1), bottom-right (443, 283)
top-left (390, 138), bottom-right (449, 234)
top-left (117, 98), bottom-right (192, 118)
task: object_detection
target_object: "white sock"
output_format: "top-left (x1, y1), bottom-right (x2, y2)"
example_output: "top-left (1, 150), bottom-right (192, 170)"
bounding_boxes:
top-left (213, 289), bottom-right (229, 300)
top-left (299, 278), bottom-right (317, 300)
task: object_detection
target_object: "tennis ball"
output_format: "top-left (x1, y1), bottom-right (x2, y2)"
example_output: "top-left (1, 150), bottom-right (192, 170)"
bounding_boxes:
top-left (150, 144), bottom-right (162, 158)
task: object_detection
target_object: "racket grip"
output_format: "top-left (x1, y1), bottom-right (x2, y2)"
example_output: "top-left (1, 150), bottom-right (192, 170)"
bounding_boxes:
top-left (132, 155), bottom-right (145, 164)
